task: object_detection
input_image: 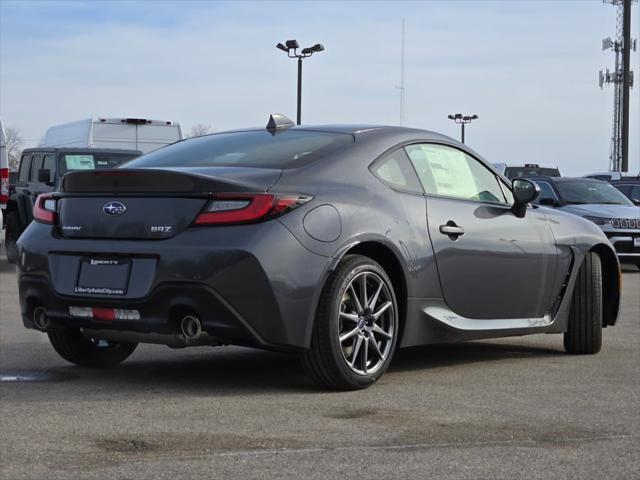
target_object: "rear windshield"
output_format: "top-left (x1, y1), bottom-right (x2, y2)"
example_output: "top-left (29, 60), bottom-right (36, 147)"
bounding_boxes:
top-left (505, 167), bottom-right (560, 180)
top-left (557, 180), bottom-right (634, 206)
top-left (123, 130), bottom-right (354, 169)
top-left (58, 152), bottom-right (140, 175)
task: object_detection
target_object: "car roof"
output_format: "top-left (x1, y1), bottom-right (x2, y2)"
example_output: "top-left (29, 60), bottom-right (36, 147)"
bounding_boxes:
top-left (23, 147), bottom-right (143, 155)
top-left (198, 124), bottom-right (455, 142)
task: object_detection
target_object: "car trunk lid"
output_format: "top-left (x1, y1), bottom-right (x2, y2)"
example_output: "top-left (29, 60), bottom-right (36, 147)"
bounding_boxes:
top-left (57, 167), bottom-right (283, 239)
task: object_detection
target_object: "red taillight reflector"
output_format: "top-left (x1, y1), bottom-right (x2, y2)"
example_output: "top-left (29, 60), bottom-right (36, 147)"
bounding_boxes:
top-left (193, 194), bottom-right (310, 226)
top-left (92, 308), bottom-right (116, 322)
top-left (33, 193), bottom-right (57, 224)
top-left (0, 168), bottom-right (8, 204)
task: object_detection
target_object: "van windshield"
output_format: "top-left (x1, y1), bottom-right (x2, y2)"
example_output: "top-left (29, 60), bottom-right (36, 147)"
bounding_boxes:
top-left (58, 152), bottom-right (141, 175)
top-left (123, 130), bottom-right (355, 169)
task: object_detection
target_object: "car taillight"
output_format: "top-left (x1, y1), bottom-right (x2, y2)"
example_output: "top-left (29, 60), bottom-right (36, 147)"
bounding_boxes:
top-left (193, 193), bottom-right (311, 226)
top-left (0, 168), bottom-right (8, 204)
top-left (33, 193), bottom-right (57, 224)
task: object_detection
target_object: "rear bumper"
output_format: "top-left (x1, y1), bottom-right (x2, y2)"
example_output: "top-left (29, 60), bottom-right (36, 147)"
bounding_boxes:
top-left (19, 276), bottom-right (289, 349)
top-left (16, 220), bottom-right (332, 351)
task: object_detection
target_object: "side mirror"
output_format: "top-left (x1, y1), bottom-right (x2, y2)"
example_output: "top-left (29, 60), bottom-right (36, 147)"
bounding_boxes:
top-left (37, 169), bottom-right (52, 185)
top-left (511, 178), bottom-right (539, 218)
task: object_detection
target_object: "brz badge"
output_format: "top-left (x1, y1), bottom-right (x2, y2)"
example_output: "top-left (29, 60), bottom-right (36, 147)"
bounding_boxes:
top-left (150, 226), bottom-right (172, 233)
top-left (103, 201), bottom-right (126, 216)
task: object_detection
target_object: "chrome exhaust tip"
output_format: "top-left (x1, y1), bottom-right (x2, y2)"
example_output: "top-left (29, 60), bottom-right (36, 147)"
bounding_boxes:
top-left (180, 315), bottom-right (202, 341)
top-left (33, 307), bottom-right (50, 330)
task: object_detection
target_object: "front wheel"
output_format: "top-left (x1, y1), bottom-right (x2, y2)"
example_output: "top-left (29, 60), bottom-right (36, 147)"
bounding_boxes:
top-left (48, 328), bottom-right (137, 367)
top-left (302, 255), bottom-right (399, 390)
top-left (564, 252), bottom-right (603, 354)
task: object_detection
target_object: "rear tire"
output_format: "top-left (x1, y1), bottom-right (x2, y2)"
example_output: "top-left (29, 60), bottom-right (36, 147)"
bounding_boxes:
top-left (5, 211), bottom-right (21, 264)
top-left (48, 328), bottom-right (137, 367)
top-left (301, 255), bottom-right (399, 390)
top-left (564, 252), bottom-right (603, 354)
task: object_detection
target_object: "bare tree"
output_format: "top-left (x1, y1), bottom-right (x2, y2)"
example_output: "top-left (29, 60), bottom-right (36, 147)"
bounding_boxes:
top-left (5, 126), bottom-right (23, 171)
top-left (189, 124), bottom-right (213, 138)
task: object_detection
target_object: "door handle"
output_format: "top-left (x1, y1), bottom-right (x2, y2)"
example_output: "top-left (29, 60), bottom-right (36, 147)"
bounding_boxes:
top-left (439, 223), bottom-right (465, 238)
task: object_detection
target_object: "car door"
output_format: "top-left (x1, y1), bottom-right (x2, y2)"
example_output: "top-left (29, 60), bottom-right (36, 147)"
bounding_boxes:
top-left (16, 153), bottom-right (33, 197)
top-left (405, 143), bottom-right (559, 320)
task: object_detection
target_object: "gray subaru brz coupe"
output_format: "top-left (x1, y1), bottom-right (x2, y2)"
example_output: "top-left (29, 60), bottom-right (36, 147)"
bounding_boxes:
top-left (16, 115), bottom-right (620, 389)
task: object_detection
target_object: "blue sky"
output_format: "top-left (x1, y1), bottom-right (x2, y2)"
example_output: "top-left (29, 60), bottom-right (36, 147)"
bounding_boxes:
top-left (1, 0), bottom-right (638, 175)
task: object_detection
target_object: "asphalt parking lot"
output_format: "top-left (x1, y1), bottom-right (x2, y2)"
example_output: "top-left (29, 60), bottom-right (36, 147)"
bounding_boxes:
top-left (1, 240), bottom-right (638, 480)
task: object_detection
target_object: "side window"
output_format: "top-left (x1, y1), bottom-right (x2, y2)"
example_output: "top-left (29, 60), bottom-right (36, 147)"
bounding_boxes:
top-left (500, 180), bottom-right (514, 204)
top-left (370, 149), bottom-right (422, 193)
top-left (534, 181), bottom-right (559, 204)
top-left (405, 144), bottom-right (506, 204)
top-left (614, 184), bottom-right (631, 195)
top-left (18, 155), bottom-right (32, 182)
top-left (30, 155), bottom-right (44, 182)
top-left (42, 154), bottom-right (56, 182)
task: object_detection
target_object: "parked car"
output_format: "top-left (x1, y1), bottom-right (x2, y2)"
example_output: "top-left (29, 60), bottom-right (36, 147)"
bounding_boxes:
top-left (611, 177), bottom-right (640, 204)
top-left (584, 171), bottom-right (624, 182)
top-left (525, 176), bottom-right (640, 267)
top-left (0, 120), bottom-right (8, 247)
top-left (42, 117), bottom-right (183, 154)
top-left (4, 147), bottom-right (141, 263)
top-left (493, 163), bottom-right (561, 180)
top-left (16, 116), bottom-right (620, 390)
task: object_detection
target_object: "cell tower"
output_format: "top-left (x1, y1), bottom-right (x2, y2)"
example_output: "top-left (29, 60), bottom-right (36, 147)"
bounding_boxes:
top-left (599, 0), bottom-right (637, 172)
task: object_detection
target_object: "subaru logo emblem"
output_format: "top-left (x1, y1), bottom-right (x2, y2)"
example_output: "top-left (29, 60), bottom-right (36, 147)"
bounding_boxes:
top-left (103, 201), bottom-right (126, 216)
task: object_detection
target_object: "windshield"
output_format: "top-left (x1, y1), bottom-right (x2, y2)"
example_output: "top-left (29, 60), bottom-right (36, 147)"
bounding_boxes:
top-left (505, 167), bottom-right (560, 180)
top-left (58, 152), bottom-right (140, 175)
top-left (123, 130), bottom-right (354, 169)
top-left (556, 180), bottom-right (634, 206)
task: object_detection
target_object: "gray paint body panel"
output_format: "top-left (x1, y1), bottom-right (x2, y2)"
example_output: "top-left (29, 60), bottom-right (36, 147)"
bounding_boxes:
top-left (16, 125), bottom-right (620, 351)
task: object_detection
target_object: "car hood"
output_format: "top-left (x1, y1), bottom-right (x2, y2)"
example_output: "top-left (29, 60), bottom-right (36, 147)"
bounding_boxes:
top-left (560, 204), bottom-right (640, 219)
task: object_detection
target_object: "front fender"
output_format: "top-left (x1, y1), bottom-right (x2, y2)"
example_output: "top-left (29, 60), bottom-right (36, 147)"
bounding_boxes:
top-left (543, 207), bottom-right (620, 326)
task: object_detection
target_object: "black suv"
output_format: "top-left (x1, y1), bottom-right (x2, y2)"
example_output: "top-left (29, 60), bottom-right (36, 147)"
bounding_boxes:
top-left (4, 147), bottom-right (141, 263)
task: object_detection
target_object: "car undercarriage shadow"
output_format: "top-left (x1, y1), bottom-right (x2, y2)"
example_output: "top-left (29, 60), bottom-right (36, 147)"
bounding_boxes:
top-left (389, 341), bottom-right (564, 374)
top-left (2, 339), bottom-right (566, 399)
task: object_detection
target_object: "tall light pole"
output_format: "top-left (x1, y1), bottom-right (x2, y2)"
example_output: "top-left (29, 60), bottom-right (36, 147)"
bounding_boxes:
top-left (447, 113), bottom-right (478, 144)
top-left (276, 40), bottom-right (325, 125)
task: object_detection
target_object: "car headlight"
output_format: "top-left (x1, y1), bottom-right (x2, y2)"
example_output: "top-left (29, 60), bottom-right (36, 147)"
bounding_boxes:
top-left (583, 216), bottom-right (610, 226)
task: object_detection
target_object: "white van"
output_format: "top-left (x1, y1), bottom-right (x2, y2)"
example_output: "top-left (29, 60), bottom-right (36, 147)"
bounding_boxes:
top-left (42, 118), bottom-right (183, 154)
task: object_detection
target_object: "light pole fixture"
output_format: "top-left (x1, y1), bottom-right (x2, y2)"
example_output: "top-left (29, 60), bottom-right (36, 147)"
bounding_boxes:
top-left (276, 40), bottom-right (325, 125)
top-left (447, 113), bottom-right (478, 144)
